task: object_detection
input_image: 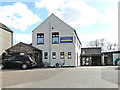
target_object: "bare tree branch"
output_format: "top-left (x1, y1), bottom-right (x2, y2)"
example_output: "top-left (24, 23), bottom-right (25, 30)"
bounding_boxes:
top-left (87, 38), bottom-right (118, 51)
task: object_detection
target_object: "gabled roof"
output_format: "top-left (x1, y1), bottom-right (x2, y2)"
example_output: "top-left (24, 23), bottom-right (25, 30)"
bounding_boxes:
top-left (6, 42), bottom-right (42, 52)
top-left (32, 14), bottom-right (82, 45)
top-left (81, 47), bottom-right (101, 55)
top-left (0, 23), bottom-right (13, 33)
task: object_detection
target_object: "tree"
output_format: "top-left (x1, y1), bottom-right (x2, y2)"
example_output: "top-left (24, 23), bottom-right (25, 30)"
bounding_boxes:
top-left (113, 43), bottom-right (117, 50)
top-left (88, 39), bottom-right (100, 47)
top-left (106, 42), bottom-right (113, 50)
top-left (87, 38), bottom-right (118, 51)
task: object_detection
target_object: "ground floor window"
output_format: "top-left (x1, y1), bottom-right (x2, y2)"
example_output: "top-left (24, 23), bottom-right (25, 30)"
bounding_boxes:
top-left (68, 52), bottom-right (71, 59)
top-left (60, 52), bottom-right (64, 59)
top-left (52, 52), bottom-right (56, 59)
top-left (44, 52), bottom-right (48, 59)
top-left (81, 57), bottom-right (92, 66)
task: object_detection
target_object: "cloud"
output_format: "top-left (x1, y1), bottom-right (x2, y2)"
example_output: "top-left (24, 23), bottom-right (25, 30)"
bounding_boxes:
top-left (35, 0), bottom-right (118, 45)
top-left (13, 34), bottom-right (32, 45)
top-left (0, 2), bottom-right (42, 31)
top-left (35, 0), bottom-right (118, 27)
top-left (35, 0), bottom-right (100, 27)
top-left (79, 26), bottom-right (118, 47)
top-left (98, 8), bottom-right (118, 25)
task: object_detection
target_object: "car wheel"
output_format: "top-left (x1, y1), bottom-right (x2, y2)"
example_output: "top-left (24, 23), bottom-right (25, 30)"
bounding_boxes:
top-left (21, 64), bottom-right (27, 70)
top-left (55, 63), bottom-right (59, 68)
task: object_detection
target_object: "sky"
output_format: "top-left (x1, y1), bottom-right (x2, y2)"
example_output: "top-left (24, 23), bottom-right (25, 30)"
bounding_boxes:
top-left (0, 0), bottom-right (119, 47)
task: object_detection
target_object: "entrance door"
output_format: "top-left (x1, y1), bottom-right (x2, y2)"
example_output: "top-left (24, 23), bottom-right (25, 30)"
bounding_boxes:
top-left (35, 53), bottom-right (41, 67)
top-left (92, 56), bottom-right (101, 66)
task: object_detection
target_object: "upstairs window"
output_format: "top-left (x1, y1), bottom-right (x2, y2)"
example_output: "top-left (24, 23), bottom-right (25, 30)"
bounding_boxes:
top-left (37, 33), bottom-right (44, 44)
top-left (52, 32), bottom-right (59, 44)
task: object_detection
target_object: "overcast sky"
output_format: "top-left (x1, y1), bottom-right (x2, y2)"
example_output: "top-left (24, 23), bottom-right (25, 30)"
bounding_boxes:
top-left (0, 0), bottom-right (119, 46)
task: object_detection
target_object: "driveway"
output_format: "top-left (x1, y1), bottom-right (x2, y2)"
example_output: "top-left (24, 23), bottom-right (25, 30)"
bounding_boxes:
top-left (2, 66), bottom-right (119, 88)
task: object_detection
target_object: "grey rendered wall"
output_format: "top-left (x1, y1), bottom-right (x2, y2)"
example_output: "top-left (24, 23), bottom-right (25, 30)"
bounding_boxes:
top-left (32, 14), bottom-right (80, 66)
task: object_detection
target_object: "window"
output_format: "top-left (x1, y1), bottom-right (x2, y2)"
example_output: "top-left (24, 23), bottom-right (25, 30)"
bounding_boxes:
top-left (82, 58), bottom-right (85, 65)
top-left (52, 32), bottom-right (59, 44)
top-left (4, 56), bottom-right (15, 61)
top-left (52, 52), bottom-right (56, 59)
top-left (24, 56), bottom-right (31, 61)
top-left (44, 52), bottom-right (48, 59)
top-left (82, 51), bottom-right (85, 54)
top-left (37, 33), bottom-right (44, 44)
top-left (15, 56), bottom-right (23, 61)
top-left (68, 52), bottom-right (71, 59)
top-left (60, 52), bottom-right (64, 59)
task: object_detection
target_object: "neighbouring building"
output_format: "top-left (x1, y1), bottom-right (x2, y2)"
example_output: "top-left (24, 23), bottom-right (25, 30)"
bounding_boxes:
top-left (32, 14), bottom-right (82, 67)
top-left (81, 47), bottom-right (101, 66)
top-left (102, 50), bottom-right (120, 66)
top-left (0, 23), bottom-right (13, 57)
top-left (118, 2), bottom-right (120, 57)
top-left (5, 42), bottom-right (42, 67)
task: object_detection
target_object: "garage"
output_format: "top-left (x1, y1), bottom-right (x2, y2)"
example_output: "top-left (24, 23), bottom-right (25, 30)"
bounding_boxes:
top-left (4, 42), bottom-right (43, 67)
top-left (92, 55), bottom-right (101, 66)
top-left (102, 51), bottom-right (120, 66)
top-left (81, 47), bottom-right (102, 66)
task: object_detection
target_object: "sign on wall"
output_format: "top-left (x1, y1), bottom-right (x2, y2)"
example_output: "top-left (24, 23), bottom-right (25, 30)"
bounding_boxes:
top-left (60, 36), bottom-right (73, 43)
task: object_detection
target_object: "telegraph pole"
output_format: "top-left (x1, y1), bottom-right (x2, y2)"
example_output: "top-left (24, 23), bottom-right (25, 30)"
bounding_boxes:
top-left (49, 22), bottom-right (51, 67)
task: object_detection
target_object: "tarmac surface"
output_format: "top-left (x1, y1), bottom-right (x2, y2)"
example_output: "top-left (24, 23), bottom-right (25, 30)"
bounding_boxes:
top-left (1, 66), bottom-right (119, 88)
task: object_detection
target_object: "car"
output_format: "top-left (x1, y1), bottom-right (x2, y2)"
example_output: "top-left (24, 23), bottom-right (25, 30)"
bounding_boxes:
top-left (115, 58), bottom-right (120, 66)
top-left (2, 55), bottom-right (37, 70)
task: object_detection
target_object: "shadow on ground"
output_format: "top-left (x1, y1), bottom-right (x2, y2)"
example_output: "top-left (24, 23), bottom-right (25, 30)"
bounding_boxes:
top-left (101, 67), bottom-right (118, 85)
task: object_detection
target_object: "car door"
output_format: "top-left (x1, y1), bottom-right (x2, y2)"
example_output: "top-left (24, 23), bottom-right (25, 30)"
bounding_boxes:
top-left (5, 56), bottom-right (15, 68)
top-left (10, 56), bottom-right (17, 68)
top-left (15, 56), bottom-right (23, 68)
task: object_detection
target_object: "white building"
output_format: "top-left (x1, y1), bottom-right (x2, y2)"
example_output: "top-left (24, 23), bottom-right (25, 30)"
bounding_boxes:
top-left (32, 14), bottom-right (82, 67)
top-left (0, 23), bottom-right (13, 57)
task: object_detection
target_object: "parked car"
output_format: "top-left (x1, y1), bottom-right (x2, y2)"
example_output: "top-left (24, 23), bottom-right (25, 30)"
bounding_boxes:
top-left (2, 55), bottom-right (37, 70)
top-left (115, 58), bottom-right (120, 66)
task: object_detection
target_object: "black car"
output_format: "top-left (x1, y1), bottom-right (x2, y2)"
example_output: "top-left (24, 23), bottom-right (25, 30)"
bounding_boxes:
top-left (2, 55), bottom-right (37, 70)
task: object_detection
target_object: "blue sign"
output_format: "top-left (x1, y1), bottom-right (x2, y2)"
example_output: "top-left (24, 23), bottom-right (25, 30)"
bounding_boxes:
top-left (60, 36), bottom-right (73, 43)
